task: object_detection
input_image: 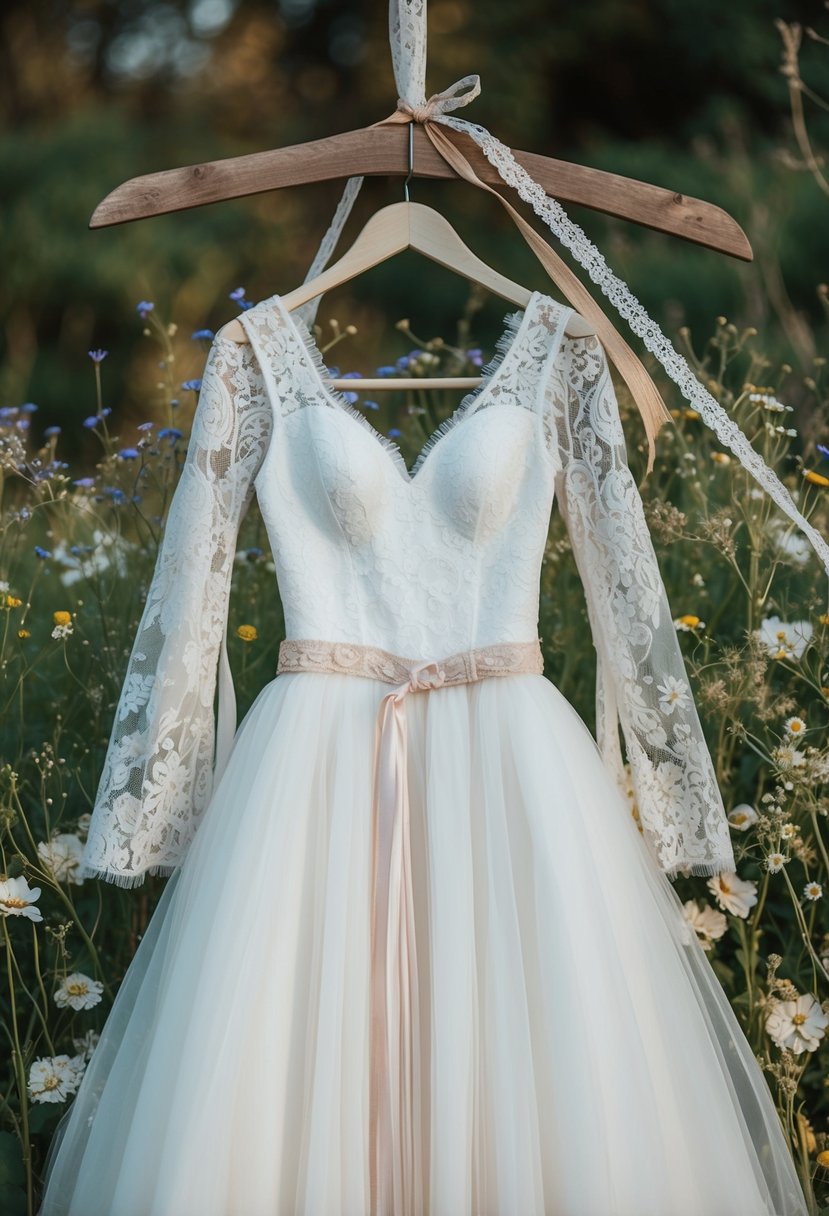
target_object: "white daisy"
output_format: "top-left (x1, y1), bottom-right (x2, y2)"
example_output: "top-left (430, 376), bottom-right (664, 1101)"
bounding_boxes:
top-left (53, 972), bottom-right (104, 1011)
top-left (784, 716), bottom-right (807, 737)
top-left (803, 882), bottom-right (823, 902)
top-left (656, 675), bottom-right (691, 714)
top-left (766, 852), bottom-right (789, 873)
top-left (0, 875), bottom-right (43, 922)
top-left (37, 833), bottom-right (85, 885)
top-left (707, 871), bottom-right (758, 919)
top-left (765, 993), bottom-right (829, 1054)
top-left (682, 899), bottom-right (727, 951)
top-left (727, 803), bottom-right (758, 831)
top-left (754, 616), bottom-right (813, 660)
top-left (772, 745), bottom-right (807, 771)
top-left (28, 1054), bottom-right (86, 1104)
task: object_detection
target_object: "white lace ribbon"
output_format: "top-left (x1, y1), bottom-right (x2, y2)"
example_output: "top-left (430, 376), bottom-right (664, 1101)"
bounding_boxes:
top-left (296, 0), bottom-right (829, 594)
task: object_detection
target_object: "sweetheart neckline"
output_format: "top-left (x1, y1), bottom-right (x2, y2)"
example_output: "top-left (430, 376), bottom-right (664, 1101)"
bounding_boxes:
top-left (272, 291), bottom-right (544, 488)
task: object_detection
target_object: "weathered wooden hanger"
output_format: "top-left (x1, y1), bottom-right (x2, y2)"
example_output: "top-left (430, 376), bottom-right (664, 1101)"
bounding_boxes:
top-left (89, 80), bottom-right (753, 473)
top-left (89, 123), bottom-right (752, 263)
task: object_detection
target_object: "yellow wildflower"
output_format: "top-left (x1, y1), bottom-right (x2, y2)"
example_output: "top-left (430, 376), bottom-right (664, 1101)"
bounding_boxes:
top-left (18, 629), bottom-right (30, 639)
top-left (819, 614), bottom-right (829, 626)
top-left (711, 452), bottom-right (731, 465)
top-left (677, 614), bottom-right (703, 630)
top-left (52, 610), bottom-right (72, 627)
top-left (236, 624), bottom-right (258, 643)
top-left (817, 1149), bottom-right (829, 1168)
top-left (4, 594), bottom-right (22, 608)
top-left (797, 1113), bottom-right (817, 1154)
top-left (684, 408), bottom-right (700, 419)
top-left (804, 470), bottom-right (829, 487)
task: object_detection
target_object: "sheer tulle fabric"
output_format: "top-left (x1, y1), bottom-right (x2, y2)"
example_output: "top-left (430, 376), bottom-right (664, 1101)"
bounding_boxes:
top-left (38, 671), bottom-right (806, 1216)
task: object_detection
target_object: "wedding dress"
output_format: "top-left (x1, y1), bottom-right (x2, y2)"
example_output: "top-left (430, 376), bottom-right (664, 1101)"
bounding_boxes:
top-left (37, 289), bottom-right (809, 1216)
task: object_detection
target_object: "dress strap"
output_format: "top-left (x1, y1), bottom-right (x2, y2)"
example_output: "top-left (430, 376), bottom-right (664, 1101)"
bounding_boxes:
top-left (275, 637), bottom-right (543, 1215)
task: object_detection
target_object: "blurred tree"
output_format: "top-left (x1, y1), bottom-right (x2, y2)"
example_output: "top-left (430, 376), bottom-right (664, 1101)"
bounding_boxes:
top-left (0, 0), bottom-right (827, 461)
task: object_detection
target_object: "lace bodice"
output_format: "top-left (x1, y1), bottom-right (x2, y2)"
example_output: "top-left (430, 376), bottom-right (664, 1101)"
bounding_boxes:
top-left (79, 290), bottom-right (736, 889)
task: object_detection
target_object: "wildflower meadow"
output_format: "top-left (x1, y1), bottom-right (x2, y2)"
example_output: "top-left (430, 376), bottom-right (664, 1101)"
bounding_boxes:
top-left (2, 14), bottom-right (829, 1216)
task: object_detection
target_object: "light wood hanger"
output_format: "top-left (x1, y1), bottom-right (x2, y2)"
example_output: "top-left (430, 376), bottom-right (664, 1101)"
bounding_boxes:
top-left (90, 124), bottom-right (753, 262)
top-left (216, 199), bottom-right (596, 389)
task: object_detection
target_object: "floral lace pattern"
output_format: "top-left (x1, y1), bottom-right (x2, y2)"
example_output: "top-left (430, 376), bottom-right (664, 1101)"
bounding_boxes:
top-left (546, 333), bottom-right (736, 879)
top-left (80, 341), bottom-right (272, 887)
top-left (276, 637), bottom-right (544, 684)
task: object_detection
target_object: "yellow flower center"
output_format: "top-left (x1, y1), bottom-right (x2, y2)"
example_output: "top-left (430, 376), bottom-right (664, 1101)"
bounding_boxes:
top-left (52, 610), bottom-right (72, 626)
top-left (792, 1013), bottom-right (807, 1026)
top-left (1, 897), bottom-right (29, 909)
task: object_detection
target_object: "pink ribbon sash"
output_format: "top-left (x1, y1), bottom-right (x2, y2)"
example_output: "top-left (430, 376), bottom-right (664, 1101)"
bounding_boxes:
top-left (275, 637), bottom-right (545, 1214)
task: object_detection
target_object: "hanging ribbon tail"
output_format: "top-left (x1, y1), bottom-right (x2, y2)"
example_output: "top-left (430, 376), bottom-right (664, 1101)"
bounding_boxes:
top-left (432, 112), bottom-right (829, 595)
top-left (369, 688), bottom-right (422, 1216)
top-left (418, 118), bottom-right (672, 475)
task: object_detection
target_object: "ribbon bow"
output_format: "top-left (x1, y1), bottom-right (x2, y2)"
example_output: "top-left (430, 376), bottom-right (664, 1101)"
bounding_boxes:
top-left (395, 74), bottom-right (481, 123)
top-left (293, 0), bottom-right (829, 595)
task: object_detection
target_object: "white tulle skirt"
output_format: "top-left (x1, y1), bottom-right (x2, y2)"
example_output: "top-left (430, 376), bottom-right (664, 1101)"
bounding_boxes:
top-left (37, 670), bottom-right (808, 1216)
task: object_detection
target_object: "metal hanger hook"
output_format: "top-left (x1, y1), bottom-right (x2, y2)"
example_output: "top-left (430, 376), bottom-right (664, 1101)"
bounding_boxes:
top-left (403, 120), bottom-right (414, 202)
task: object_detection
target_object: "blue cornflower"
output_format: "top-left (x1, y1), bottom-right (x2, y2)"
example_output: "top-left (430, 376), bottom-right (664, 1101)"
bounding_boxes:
top-left (73, 477), bottom-right (96, 488)
top-left (44, 425), bottom-right (61, 437)
top-left (229, 287), bottom-right (246, 301)
top-left (818, 443), bottom-right (829, 460)
top-left (158, 426), bottom-right (183, 441)
top-left (364, 400), bottom-right (380, 411)
top-left (16, 418), bottom-right (30, 430)
top-left (191, 329), bottom-right (215, 340)
top-left (376, 365), bottom-right (397, 377)
top-left (136, 301), bottom-right (155, 319)
top-left (341, 371), bottom-right (362, 380)
top-left (82, 415), bottom-right (99, 428)
top-left (395, 355), bottom-right (410, 371)
top-left (0, 406), bottom-right (18, 420)
top-left (21, 402), bottom-right (38, 413)
top-left (181, 379), bottom-right (202, 392)
top-left (389, 427), bottom-right (402, 438)
top-left (34, 545), bottom-right (51, 558)
top-left (103, 486), bottom-right (126, 503)
top-left (118, 447), bottom-right (139, 459)
top-left (88, 349), bottom-right (108, 364)
top-left (466, 348), bottom-right (483, 368)
top-left (136, 421), bottom-right (154, 431)
top-left (343, 392), bottom-right (359, 404)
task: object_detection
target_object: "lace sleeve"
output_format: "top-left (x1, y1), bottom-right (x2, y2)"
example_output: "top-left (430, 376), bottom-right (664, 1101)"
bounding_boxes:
top-left (546, 333), bottom-right (736, 881)
top-left (79, 339), bottom-right (272, 889)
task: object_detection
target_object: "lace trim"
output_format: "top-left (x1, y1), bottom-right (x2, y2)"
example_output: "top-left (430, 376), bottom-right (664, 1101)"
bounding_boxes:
top-left (276, 637), bottom-right (544, 684)
top-left (273, 292), bottom-right (540, 484)
top-left (441, 117), bottom-right (829, 587)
